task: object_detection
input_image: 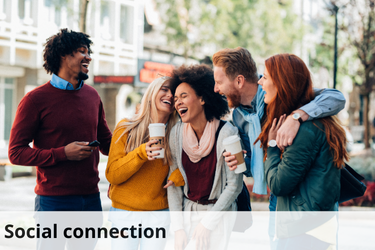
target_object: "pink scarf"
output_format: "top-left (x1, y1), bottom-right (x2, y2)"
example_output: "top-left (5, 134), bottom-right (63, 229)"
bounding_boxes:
top-left (182, 119), bottom-right (220, 163)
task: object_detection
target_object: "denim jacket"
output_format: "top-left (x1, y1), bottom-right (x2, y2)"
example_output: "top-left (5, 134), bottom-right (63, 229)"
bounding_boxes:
top-left (233, 85), bottom-right (346, 195)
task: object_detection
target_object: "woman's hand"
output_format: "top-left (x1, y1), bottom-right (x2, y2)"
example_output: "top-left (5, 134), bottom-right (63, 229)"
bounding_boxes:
top-left (276, 110), bottom-right (307, 148)
top-left (192, 223), bottom-right (211, 250)
top-left (145, 139), bottom-right (162, 160)
top-left (268, 114), bottom-right (286, 149)
top-left (174, 229), bottom-right (188, 250)
top-left (163, 180), bottom-right (175, 188)
top-left (223, 150), bottom-right (247, 171)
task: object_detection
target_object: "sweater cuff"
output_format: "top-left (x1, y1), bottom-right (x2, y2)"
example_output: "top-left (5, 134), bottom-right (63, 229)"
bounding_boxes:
top-left (168, 169), bottom-right (185, 187)
top-left (53, 147), bottom-right (68, 162)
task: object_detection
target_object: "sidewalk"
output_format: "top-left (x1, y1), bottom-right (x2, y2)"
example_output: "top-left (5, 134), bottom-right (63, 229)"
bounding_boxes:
top-left (1, 145), bottom-right (374, 211)
top-left (0, 161), bottom-right (112, 211)
top-left (0, 160), bottom-right (274, 211)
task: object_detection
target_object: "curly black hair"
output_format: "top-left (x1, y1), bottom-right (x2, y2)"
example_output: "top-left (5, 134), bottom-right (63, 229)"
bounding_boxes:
top-left (169, 64), bottom-right (229, 122)
top-left (43, 28), bottom-right (93, 75)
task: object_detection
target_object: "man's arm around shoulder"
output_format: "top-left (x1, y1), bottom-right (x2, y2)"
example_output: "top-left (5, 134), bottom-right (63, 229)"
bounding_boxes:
top-left (276, 88), bottom-right (346, 148)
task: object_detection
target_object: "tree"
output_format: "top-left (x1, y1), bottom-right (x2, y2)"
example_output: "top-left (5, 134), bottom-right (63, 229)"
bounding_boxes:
top-left (156, 0), bottom-right (304, 60)
top-left (309, 3), bottom-right (356, 88)
top-left (342, 0), bottom-right (375, 148)
top-left (79, 0), bottom-right (90, 32)
top-left (311, 0), bottom-right (375, 148)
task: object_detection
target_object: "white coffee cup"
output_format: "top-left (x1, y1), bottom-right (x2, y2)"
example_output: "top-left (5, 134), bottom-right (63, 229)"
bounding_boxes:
top-left (223, 135), bottom-right (246, 174)
top-left (148, 123), bottom-right (166, 159)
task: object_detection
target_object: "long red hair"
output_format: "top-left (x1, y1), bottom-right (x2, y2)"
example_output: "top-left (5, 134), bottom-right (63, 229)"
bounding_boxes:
top-left (256, 54), bottom-right (348, 168)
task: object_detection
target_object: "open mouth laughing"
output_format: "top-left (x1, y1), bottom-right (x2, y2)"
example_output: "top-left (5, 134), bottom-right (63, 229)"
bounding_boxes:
top-left (178, 107), bottom-right (188, 117)
top-left (81, 62), bottom-right (89, 73)
top-left (162, 99), bottom-right (171, 105)
top-left (161, 99), bottom-right (174, 111)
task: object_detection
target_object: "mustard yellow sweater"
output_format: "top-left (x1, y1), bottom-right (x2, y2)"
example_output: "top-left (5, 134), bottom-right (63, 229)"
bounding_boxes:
top-left (106, 122), bottom-right (184, 211)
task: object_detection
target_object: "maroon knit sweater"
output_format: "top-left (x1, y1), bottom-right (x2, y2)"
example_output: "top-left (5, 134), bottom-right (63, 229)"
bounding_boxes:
top-left (8, 82), bottom-right (112, 196)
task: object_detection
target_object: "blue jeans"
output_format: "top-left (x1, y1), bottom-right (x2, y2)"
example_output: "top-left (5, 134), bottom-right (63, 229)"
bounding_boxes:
top-left (269, 193), bottom-right (278, 250)
top-left (34, 193), bottom-right (102, 250)
top-left (35, 192), bottom-right (102, 211)
top-left (269, 193), bottom-right (277, 212)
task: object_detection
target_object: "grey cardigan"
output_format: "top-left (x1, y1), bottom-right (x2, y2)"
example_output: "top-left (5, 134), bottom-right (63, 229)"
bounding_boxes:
top-left (167, 121), bottom-right (243, 230)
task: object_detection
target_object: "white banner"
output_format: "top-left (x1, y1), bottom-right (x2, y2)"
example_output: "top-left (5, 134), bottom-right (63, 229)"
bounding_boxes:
top-left (0, 211), bottom-right (374, 250)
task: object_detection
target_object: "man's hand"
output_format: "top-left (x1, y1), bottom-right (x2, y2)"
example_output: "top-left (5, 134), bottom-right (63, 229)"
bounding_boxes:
top-left (223, 150), bottom-right (247, 171)
top-left (192, 223), bottom-right (211, 250)
top-left (276, 110), bottom-right (308, 149)
top-left (174, 229), bottom-right (188, 250)
top-left (64, 142), bottom-right (96, 161)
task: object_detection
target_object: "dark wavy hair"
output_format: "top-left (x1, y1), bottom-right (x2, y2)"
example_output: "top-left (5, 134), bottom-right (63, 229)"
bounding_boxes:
top-left (43, 28), bottom-right (93, 75)
top-left (169, 64), bottom-right (229, 122)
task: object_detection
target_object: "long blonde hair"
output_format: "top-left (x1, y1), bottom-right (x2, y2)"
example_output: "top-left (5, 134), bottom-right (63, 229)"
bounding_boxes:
top-left (115, 77), bottom-right (179, 166)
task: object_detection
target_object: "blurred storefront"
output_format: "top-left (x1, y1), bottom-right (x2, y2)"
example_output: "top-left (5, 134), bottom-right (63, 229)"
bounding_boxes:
top-left (0, 0), bottom-right (144, 159)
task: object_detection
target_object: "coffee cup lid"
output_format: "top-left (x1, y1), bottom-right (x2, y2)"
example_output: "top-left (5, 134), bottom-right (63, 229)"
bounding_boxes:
top-left (148, 123), bottom-right (166, 128)
top-left (223, 135), bottom-right (241, 146)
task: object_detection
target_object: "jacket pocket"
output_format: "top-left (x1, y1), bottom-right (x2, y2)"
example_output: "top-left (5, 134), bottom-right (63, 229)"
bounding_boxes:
top-left (291, 194), bottom-right (306, 206)
top-left (290, 192), bottom-right (309, 212)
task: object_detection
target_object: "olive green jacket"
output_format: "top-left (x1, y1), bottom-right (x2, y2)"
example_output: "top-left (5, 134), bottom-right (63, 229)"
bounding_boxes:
top-left (265, 120), bottom-right (341, 212)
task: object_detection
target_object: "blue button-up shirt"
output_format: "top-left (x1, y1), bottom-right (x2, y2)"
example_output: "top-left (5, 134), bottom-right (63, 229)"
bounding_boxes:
top-left (50, 74), bottom-right (84, 90)
top-left (233, 85), bottom-right (346, 195)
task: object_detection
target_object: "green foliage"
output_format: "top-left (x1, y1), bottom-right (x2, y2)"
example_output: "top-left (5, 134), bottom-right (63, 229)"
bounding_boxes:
top-left (308, 8), bottom-right (361, 89)
top-left (156, 0), bottom-right (305, 59)
top-left (310, 0), bottom-right (375, 90)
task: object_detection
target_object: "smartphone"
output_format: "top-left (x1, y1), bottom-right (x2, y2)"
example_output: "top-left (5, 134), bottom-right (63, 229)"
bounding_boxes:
top-left (88, 140), bottom-right (100, 147)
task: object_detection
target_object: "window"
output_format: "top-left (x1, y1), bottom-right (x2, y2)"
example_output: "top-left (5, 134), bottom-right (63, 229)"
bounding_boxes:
top-left (100, 1), bottom-right (111, 40)
top-left (44, 0), bottom-right (67, 27)
top-left (0, 0), bottom-right (7, 20)
top-left (18, 0), bottom-right (34, 25)
top-left (18, 0), bottom-right (25, 19)
top-left (0, 77), bottom-right (14, 146)
top-left (120, 4), bottom-right (134, 44)
top-left (100, 1), bottom-right (109, 25)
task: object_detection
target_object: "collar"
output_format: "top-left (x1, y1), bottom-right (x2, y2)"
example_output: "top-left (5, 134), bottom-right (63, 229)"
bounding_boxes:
top-left (50, 74), bottom-right (84, 90)
top-left (238, 93), bottom-right (258, 114)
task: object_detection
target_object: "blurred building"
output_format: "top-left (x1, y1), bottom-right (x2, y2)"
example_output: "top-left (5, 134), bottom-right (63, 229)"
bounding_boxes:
top-left (0, 0), bottom-right (145, 159)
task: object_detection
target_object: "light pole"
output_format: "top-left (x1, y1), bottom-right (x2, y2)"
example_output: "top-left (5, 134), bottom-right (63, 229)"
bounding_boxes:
top-left (333, 4), bottom-right (338, 89)
top-left (324, 0), bottom-right (343, 89)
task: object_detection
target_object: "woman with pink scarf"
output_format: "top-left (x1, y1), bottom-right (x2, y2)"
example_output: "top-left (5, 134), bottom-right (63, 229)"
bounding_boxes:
top-left (166, 64), bottom-right (243, 250)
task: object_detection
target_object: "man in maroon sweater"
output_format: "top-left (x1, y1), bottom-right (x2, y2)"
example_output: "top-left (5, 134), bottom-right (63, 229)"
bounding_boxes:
top-left (8, 29), bottom-right (112, 212)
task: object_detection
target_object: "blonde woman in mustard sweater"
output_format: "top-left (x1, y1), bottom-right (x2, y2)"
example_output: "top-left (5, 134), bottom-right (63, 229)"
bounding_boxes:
top-left (106, 76), bottom-right (184, 250)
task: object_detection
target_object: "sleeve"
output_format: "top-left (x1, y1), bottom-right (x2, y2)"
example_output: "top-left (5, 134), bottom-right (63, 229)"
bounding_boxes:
top-left (166, 126), bottom-right (185, 231)
top-left (8, 95), bottom-right (67, 167)
top-left (201, 162), bottom-right (243, 230)
top-left (167, 168), bottom-right (185, 231)
top-left (300, 88), bottom-right (346, 121)
top-left (239, 128), bottom-right (252, 178)
top-left (232, 110), bottom-right (252, 177)
top-left (105, 126), bottom-right (149, 185)
top-left (201, 127), bottom-right (243, 230)
top-left (97, 100), bottom-right (112, 156)
top-left (208, 161), bottom-right (243, 212)
top-left (168, 168), bottom-right (185, 187)
top-left (264, 125), bottom-right (318, 196)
